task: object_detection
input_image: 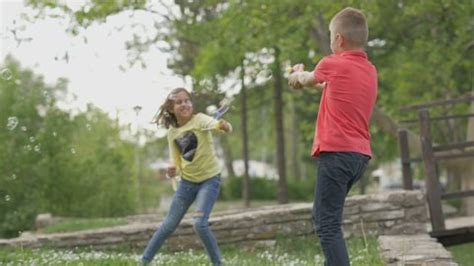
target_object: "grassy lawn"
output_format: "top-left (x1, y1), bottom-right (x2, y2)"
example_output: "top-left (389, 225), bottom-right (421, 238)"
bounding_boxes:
top-left (0, 236), bottom-right (383, 265)
top-left (447, 242), bottom-right (474, 266)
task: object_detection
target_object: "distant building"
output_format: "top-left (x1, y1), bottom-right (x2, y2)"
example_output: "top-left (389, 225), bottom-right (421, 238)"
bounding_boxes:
top-left (150, 158), bottom-right (278, 180)
top-left (149, 159), bottom-right (169, 180)
top-left (371, 159), bottom-right (423, 191)
top-left (224, 159), bottom-right (278, 179)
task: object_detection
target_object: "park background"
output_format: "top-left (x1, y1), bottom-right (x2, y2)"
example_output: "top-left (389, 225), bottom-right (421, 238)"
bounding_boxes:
top-left (0, 0), bottom-right (473, 264)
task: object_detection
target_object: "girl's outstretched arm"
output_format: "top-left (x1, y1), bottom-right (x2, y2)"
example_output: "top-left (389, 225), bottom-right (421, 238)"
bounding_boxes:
top-left (217, 119), bottom-right (232, 133)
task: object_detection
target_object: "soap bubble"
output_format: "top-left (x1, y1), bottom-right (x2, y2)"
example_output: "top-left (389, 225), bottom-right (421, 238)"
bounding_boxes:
top-left (206, 105), bottom-right (217, 115)
top-left (0, 68), bottom-right (12, 81)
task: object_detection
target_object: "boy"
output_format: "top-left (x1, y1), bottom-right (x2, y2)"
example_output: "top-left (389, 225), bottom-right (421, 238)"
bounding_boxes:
top-left (288, 7), bottom-right (377, 266)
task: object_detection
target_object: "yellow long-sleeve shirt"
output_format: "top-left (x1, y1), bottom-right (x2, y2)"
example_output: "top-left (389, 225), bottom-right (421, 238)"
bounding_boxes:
top-left (167, 113), bottom-right (232, 183)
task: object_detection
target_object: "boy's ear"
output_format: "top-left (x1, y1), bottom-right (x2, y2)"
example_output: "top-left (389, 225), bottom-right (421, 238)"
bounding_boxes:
top-left (337, 33), bottom-right (344, 47)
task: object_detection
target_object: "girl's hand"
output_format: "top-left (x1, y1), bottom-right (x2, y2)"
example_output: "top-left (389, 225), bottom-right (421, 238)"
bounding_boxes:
top-left (218, 120), bottom-right (231, 132)
top-left (167, 165), bottom-right (176, 178)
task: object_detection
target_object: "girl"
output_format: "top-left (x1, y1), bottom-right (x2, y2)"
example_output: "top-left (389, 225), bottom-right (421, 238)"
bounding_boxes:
top-left (142, 87), bottom-right (231, 265)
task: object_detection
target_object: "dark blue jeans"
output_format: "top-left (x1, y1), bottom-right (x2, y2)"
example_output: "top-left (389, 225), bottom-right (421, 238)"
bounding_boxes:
top-left (313, 152), bottom-right (369, 266)
top-left (142, 175), bottom-right (222, 265)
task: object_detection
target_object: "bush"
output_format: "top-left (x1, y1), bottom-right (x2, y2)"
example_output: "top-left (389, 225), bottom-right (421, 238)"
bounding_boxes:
top-left (287, 178), bottom-right (316, 201)
top-left (221, 177), bottom-right (277, 200)
top-left (221, 177), bottom-right (316, 201)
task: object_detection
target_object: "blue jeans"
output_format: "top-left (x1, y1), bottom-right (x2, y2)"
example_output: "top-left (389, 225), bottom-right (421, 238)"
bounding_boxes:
top-left (142, 175), bottom-right (222, 265)
top-left (313, 152), bottom-right (369, 266)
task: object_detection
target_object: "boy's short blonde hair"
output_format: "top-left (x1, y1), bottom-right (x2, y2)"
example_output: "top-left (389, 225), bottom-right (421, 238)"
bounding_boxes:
top-left (329, 7), bottom-right (368, 48)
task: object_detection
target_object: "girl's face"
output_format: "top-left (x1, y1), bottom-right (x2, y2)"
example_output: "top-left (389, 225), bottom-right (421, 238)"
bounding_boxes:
top-left (170, 91), bottom-right (193, 123)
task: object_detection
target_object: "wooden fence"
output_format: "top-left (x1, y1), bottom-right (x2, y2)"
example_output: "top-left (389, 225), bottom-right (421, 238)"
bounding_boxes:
top-left (398, 94), bottom-right (474, 233)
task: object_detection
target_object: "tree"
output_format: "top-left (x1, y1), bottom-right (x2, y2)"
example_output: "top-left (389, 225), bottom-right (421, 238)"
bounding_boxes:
top-left (0, 58), bottom-right (140, 237)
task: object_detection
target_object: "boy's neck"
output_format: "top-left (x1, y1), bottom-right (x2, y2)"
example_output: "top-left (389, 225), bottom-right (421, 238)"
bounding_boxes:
top-left (335, 47), bottom-right (365, 54)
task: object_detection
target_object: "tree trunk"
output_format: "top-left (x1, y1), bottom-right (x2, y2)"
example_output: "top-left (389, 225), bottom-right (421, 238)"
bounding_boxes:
top-left (273, 47), bottom-right (288, 204)
top-left (211, 75), bottom-right (236, 180)
top-left (310, 12), bottom-right (331, 56)
top-left (240, 61), bottom-right (250, 207)
top-left (290, 95), bottom-right (301, 180)
top-left (359, 171), bottom-right (368, 194)
top-left (219, 135), bottom-right (235, 178)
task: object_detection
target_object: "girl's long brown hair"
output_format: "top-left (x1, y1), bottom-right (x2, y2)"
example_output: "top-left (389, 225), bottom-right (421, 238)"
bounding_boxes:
top-left (152, 87), bottom-right (192, 129)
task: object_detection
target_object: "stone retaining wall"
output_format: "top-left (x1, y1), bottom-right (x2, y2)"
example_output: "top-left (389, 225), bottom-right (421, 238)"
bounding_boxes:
top-left (0, 190), bottom-right (428, 251)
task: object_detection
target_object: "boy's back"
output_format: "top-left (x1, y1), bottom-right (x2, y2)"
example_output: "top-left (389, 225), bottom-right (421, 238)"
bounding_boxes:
top-left (312, 50), bottom-right (377, 157)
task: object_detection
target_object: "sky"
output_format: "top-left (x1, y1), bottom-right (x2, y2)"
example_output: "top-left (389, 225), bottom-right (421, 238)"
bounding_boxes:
top-left (0, 0), bottom-right (189, 137)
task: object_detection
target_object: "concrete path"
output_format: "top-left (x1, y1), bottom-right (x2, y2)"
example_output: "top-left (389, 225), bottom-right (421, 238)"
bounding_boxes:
top-left (426, 216), bottom-right (474, 231)
top-left (378, 234), bottom-right (457, 266)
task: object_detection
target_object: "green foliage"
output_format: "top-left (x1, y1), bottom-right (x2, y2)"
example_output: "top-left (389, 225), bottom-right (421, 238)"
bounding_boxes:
top-left (0, 58), bottom-right (140, 238)
top-left (287, 177), bottom-right (316, 202)
top-left (222, 177), bottom-right (277, 201)
top-left (221, 176), bottom-right (315, 201)
top-left (27, 0), bottom-right (147, 28)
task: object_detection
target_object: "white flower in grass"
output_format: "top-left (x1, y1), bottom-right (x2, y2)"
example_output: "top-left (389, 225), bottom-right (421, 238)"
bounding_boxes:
top-left (6, 117), bottom-right (18, 131)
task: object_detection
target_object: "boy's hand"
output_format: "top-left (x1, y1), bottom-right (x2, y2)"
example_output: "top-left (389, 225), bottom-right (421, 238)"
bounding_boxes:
top-left (288, 63), bottom-right (305, 90)
top-left (315, 82), bottom-right (326, 90)
top-left (167, 165), bottom-right (176, 178)
top-left (288, 73), bottom-right (303, 90)
top-left (292, 64), bottom-right (305, 72)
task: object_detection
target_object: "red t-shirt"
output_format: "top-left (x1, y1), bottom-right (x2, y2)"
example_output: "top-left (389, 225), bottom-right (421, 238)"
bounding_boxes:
top-left (312, 50), bottom-right (378, 157)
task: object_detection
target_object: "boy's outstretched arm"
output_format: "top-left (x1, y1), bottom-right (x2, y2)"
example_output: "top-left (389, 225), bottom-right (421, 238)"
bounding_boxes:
top-left (288, 64), bottom-right (325, 90)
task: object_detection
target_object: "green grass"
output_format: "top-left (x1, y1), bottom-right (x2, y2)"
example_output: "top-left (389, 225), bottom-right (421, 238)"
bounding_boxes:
top-left (0, 236), bottom-right (383, 265)
top-left (41, 218), bottom-right (127, 234)
top-left (447, 242), bottom-right (474, 266)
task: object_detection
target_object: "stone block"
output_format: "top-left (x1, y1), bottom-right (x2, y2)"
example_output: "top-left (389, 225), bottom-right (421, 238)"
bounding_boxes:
top-left (361, 202), bottom-right (400, 212)
top-left (405, 205), bottom-right (429, 222)
top-left (35, 213), bottom-right (53, 229)
top-left (361, 209), bottom-right (405, 222)
top-left (403, 190), bottom-right (426, 207)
